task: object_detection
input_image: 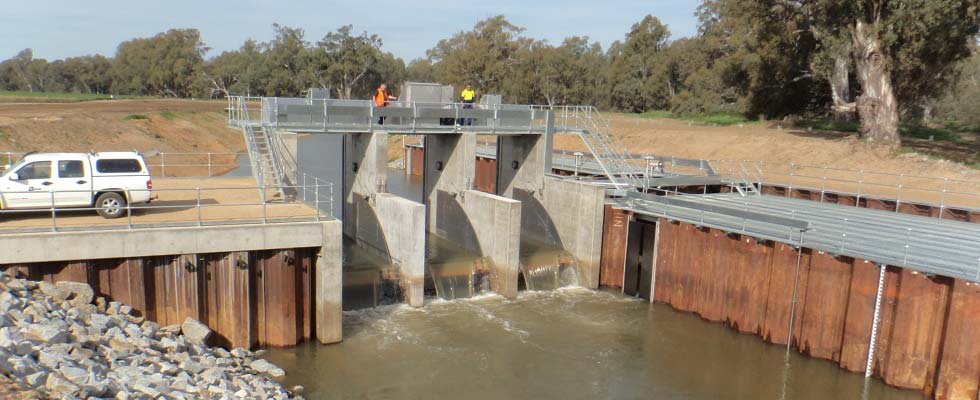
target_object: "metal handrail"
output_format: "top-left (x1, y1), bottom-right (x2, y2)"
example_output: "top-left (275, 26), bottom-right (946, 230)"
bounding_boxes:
top-left (708, 159), bottom-right (980, 214)
top-left (0, 172), bottom-right (333, 234)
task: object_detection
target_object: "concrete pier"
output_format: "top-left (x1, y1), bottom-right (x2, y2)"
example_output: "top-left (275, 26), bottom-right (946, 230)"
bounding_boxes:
top-left (423, 134), bottom-right (523, 297)
top-left (351, 193), bottom-right (426, 306)
top-left (343, 131), bottom-right (389, 237)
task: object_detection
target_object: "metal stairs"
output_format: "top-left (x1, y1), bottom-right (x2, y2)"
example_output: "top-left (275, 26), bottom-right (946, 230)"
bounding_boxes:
top-left (567, 106), bottom-right (643, 191)
top-left (732, 161), bottom-right (761, 196)
top-left (233, 99), bottom-right (286, 201)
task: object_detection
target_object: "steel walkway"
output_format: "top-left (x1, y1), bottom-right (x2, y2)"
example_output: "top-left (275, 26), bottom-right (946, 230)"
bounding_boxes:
top-left (611, 192), bottom-right (980, 283)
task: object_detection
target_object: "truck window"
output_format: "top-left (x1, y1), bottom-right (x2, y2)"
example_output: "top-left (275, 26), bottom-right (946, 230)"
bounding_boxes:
top-left (96, 159), bottom-right (142, 173)
top-left (18, 161), bottom-right (51, 180)
top-left (58, 160), bottom-right (85, 178)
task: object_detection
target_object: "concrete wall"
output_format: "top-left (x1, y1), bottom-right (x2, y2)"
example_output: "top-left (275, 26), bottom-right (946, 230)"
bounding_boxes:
top-left (439, 190), bottom-right (521, 298)
top-left (423, 134), bottom-right (476, 231)
top-left (0, 220), bottom-right (344, 348)
top-left (496, 134), bottom-right (547, 198)
top-left (351, 193), bottom-right (426, 306)
top-left (343, 131), bottom-right (388, 237)
top-left (514, 177), bottom-right (606, 289)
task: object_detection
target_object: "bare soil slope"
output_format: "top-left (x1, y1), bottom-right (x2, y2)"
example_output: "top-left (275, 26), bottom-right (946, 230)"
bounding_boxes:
top-left (554, 114), bottom-right (980, 182)
top-left (0, 100), bottom-right (242, 155)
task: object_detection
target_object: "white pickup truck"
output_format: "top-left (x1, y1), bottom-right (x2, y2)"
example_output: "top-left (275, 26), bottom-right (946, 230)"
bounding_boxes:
top-left (0, 152), bottom-right (153, 218)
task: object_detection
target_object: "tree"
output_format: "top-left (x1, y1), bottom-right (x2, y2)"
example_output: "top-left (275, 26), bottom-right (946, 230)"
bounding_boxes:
top-left (427, 16), bottom-right (525, 94)
top-left (113, 29), bottom-right (208, 97)
top-left (206, 40), bottom-right (267, 97)
top-left (309, 25), bottom-right (384, 99)
top-left (797, 0), bottom-right (979, 147)
top-left (608, 16), bottom-right (672, 112)
top-left (261, 24), bottom-right (311, 96)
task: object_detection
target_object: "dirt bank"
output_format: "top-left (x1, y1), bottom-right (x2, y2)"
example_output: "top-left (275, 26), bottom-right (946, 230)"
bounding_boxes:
top-left (0, 100), bottom-right (242, 155)
top-left (553, 115), bottom-right (980, 182)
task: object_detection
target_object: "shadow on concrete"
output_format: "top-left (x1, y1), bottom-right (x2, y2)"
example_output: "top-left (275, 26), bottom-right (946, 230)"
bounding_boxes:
top-left (432, 190), bottom-right (480, 255)
top-left (513, 188), bottom-right (562, 249)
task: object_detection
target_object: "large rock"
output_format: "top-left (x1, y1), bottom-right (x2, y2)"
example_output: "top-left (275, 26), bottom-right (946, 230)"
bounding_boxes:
top-left (25, 322), bottom-right (69, 344)
top-left (46, 372), bottom-right (81, 396)
top-left (55, 281), bottom-right (94, 307)
top-left (180, 318), bottom-right (211, 345)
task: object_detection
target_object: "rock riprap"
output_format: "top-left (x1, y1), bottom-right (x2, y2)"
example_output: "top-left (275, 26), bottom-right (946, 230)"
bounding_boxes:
top-left (0, 276), bottom-right (299, 399)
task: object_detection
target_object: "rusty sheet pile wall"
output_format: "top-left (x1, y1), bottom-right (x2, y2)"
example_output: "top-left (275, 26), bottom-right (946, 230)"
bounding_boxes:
top-left (0, 248), bottom-right (319, 350)
top-left (649, 219), bottom-right (980, 399)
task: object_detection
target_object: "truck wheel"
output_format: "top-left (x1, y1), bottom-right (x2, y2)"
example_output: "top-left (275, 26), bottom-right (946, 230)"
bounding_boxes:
top-left (95, 192), bottom-right (126, 219)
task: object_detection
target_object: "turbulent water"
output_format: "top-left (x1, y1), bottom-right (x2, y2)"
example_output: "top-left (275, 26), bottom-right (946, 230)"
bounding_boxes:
top-left (286, 136), bottom-right (922, 399)
top-left (264, 288), bottom-right (922, 400)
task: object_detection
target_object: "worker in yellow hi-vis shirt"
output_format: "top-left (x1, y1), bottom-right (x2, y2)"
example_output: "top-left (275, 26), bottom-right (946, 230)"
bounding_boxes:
top-left (459, 84), bottom-right (476, 126)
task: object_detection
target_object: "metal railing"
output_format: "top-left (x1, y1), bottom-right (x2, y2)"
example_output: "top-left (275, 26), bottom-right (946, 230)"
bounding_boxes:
top-left (0, 172), bottom-right (333, 234)
top-left (0, 152), bottom-right (248, 178)
top-left (708, 160), bottom-right (980, 215)
top-left (613, 185), bottom-right (980, 283)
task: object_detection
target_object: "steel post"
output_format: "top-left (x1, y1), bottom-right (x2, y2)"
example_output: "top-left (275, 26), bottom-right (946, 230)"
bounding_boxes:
top-left (50, 191), bottom-right (57, 232)
top-left (786, 230), bottom-right (806, 350)
top-left (197, 188), bottom-right (202, 227)
top-left (865, 264), bottom-right (887, 377)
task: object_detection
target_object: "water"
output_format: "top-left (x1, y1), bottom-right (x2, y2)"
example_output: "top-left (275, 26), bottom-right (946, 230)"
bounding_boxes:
top-left (263, 288), bottom-right (922, 400)
top-left (520, 239), bottom-right (581, 291)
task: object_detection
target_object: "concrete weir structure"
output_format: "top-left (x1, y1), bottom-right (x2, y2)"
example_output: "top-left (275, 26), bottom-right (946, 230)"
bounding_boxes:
top-left (0, 221), bottom-right (343, 349)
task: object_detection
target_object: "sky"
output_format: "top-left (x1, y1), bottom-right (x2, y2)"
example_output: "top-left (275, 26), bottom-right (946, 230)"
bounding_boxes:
top-left (1, 0), bottom-right (702, 61)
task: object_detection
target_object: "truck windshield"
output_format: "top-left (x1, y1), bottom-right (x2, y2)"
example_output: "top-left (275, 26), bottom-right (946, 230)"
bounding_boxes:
top-left (3, 158), bottom-right (28, 176)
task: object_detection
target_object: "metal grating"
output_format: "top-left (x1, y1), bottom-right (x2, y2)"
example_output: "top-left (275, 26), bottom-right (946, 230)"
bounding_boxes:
top-left (612, 192), bottom-right (980, 283)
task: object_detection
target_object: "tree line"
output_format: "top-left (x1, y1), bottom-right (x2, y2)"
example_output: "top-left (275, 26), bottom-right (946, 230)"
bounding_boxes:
top-left (1, 0), bottom-right (978, 147)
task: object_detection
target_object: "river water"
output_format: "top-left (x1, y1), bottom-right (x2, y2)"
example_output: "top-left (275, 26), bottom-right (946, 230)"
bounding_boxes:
top-left (264, 134), bottom-right (921, 399)
top-left (263, 289), bottom-right (920, 400)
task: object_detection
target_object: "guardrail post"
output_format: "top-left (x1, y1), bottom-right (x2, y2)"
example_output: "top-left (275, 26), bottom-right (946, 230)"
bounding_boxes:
top-left (207, 153), bottom-right (213, 177)
top-left (314, 177), bottom-right (321, 222)
top-left (902, 228), bottom-right (912, 266)
top-left (196, 187), bottom-right (202, 227)
top-left (50, 190), bottom-right (57, 232)
top-left (855, 170), bottom-right (865, 207)
top-left (895, 174), bottom-right (905, 213)
top-left (126, 189), bottom-right (133, 229)
top-left (161, 154), bottom-right (166, 177)
top-left (938, 178), bottom-right (948, 222)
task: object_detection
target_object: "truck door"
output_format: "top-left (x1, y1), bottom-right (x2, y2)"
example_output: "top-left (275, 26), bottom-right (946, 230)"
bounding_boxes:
top-left (3, 161), bottom-right (54, 208)
top-left (53, 158), bottom-right (92, 206)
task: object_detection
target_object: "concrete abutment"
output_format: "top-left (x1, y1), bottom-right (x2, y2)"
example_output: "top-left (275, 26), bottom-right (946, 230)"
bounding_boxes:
top-left (0, 221), bottom-right (344, 348)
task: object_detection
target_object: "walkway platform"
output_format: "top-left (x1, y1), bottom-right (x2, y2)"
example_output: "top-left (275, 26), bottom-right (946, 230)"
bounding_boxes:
top-left (611, 192), bottom-right (980, 283)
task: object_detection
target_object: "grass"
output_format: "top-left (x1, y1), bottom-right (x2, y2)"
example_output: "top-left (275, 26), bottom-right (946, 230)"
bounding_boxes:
top-left (795, 118), bottom-right (967, 144)
top-left (793, 119), bottom-right (859, 133)
top-left (0, 90), bottom-right (150, 103)
top-left (159, 111), bottom-right (176, 120)
top-left (637, 110), bottom-right (751, 126)
top-left (123, 114), bottom-right (149, 121)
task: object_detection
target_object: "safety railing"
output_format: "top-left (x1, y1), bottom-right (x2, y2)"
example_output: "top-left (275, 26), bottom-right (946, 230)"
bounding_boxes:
top-left (613, 186), bottom-right (980, 283)
top-left (231, 96), bottom-right (557, 135)
top-left (708, 160), bottom-right (980, 215)
top-left (0, 152), bottom-right (249, 177)
top-left (0, 172), bottom-right (333, 234)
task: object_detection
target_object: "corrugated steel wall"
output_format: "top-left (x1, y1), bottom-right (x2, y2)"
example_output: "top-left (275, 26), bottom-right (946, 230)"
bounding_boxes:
top-left (644, 218), bottom-right (980, 399)
top-left (0, 248), bottom-right (319, 350)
